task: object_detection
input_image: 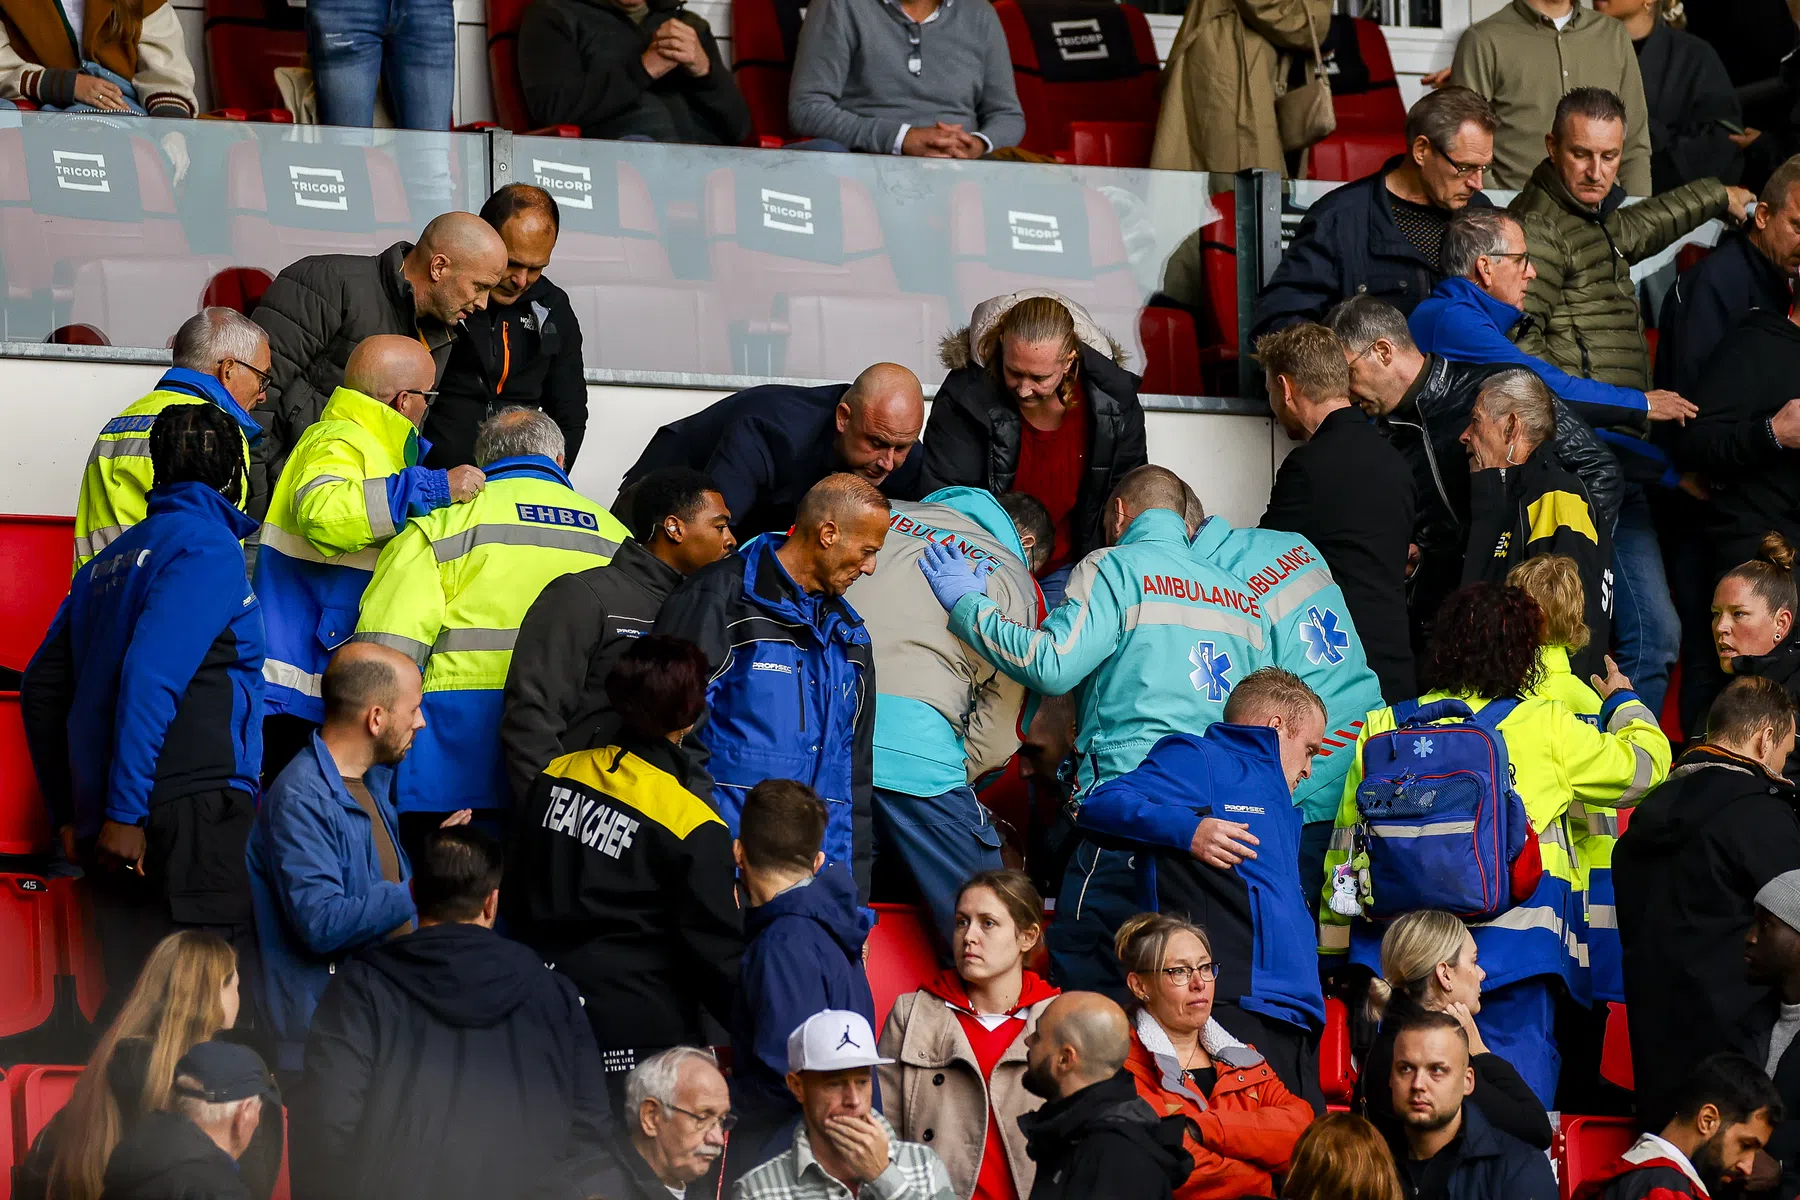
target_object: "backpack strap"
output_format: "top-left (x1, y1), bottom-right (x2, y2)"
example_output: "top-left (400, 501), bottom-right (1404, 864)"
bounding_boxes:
top-left (1467, 698), bottom-right (1521, 733)
top-left (1398, 698), bottom-right (1474, 727)
top-left (1392, 699), bottom-right (1420, 724)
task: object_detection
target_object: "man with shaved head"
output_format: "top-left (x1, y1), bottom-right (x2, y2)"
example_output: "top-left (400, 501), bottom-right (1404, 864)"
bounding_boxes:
top-left (1019, 992), bottom-right (1192, 1200)
top-left (655, 473), bottom-right (888, 897)
top-left (255, 334), bottom-right (487, 781)
top-left (247, 640), bottom-right (470, 1074)
top-left (253, 210), bottom-right (510, 480)
top-left (622, 362), bottom-right (926, 538)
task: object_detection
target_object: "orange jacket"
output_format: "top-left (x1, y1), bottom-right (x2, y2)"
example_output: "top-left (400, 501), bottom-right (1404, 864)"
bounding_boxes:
top-left (1123, 1028), bottom-right (1312, 1200)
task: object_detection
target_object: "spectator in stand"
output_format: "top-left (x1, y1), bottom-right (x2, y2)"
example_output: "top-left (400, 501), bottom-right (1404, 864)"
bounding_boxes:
top-left (428, 185), bottom-right (589, 471)
top-left (16, 933), bottom-right (277, 1200)
top-left (1736, 873), bottom-right (1800, 1193)
top-left (623, 366), bottom-right (926, 540)
top-left (506, 635), bottom-right (741, 1099)
top-left (733, 1010), bottom-right (957, 1200)
top-left (1446, 0), bottom-right (1650, 194)
top-left (75, 309), bottom-right (270, 569)
top-left (546, 1047), bottom-right (732, 1200)
top-left (253, 212), bottom-right (508, 482)
top-left (353, 408), bottom-right (628, 848)
top-left (785, 0), bottom-right (1021, 157)
top-left (844, 489), bottom-right (1045, 944)
top-left (878, 870), bottom-right (1059, 1200)
top-left (256, 335), bottom-right (486, 783)
top-left (502, 468), bottom-right (735, 802)
top-left (1593, 0), bottom-right (1746, 192)
top-left (517, 0), bottom-right (748, 143)
top-left (1459, 369), bottom-right (1614, 680)
top-left (1714, 540), bottom-right (1800, 777)
top-left (102, 1042), bottom-right (275, 1200)
top-left (1017, 992), bottom-right (1193, 1200)
top-left (1574, 1053), bottom-right (1780, 1200)
top-left (1251, 87), bottom-right (1497, 337)
top-left (1257, 322), bottom-right (1417, 701)
top-left (1072, 668), bottom-right (1329, 1112)
top-left (1114, 912), bottom-right (1310, 1200)
top-left (247, 643), bottom-right (472, 1077)
top-left (1280, 1113), bottom-right (1405, 1200)
top-left (0, 0), bottom-right (197, 116)
top-left (1657, 156), bottom-right (1800, 396)
top-left (1322, 582), bottom-right (1671, 1107)
top-left (1384, 1012), bottom-right (1558, 1200)
top-left (926, 294), bottom-right (1145, 606)
top-left (293, 827), bottom-right (610, 1200)
top-left (1616, 676), bottom-right (1800, 1130)
top-left (1324, 296), bottom-right (1622, 659)
top-left (729, 780), bottom-right (874, 1178)
top-left (306, 0), bottom-right (452, 129)
top-left (655, 474), bottom-right (886, 897)
top-left (1354, 911), bottom-right (1554, 1151)
top-left (1507, 86), bottom-right (1750, 718)
top-left (914, 465), bottom-right (1274, 990)
top-left (22, 404), bottom-right (264, 1004)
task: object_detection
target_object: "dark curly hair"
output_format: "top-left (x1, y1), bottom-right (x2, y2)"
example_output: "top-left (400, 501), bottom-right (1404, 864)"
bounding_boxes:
top-left (604, 634), bottom-right (709, 740)
top-left (150, 403), bottom-right (246, 507)
top-left (1423, 582), bottom-right (1543, 700)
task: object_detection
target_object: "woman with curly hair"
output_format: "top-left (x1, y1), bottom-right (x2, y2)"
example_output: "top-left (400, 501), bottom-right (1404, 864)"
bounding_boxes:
top-left (1318, 581), bottom-right (1672, 1110)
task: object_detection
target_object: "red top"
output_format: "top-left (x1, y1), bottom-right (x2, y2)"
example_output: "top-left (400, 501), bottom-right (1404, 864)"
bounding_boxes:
top-left (921, 969), bottom-right (1061, 1200)
top-left (1012, 386), bottom-right (1090, 574)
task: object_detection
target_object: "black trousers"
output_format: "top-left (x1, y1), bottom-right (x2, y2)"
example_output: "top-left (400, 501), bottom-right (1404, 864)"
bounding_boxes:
top-left (1211, 999), bottom-right (1326, 1117)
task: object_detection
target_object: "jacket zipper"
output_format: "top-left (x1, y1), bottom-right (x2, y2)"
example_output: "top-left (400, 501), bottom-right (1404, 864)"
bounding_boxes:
top-left (1388, 416), bottom-right (1460, 529)
top-left (795, 664), bottom-right (806, 734)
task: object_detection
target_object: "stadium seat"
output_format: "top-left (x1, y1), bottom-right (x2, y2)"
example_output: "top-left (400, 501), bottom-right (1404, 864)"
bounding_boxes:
top-left (204, 0), bottom-right (305, 118)
top-left (866, 904), bottom-right (939, 1033)
top-left (514, 153), bottom-right (675, 286)
top-left (731, 0), bottom-right (806, 143)
top-left (10, 1065), bottom-right (80, 1153)
top-left (1304, 17), bottom-right (1407, 183)
top-left (47, 878), bottom-right (105, 1027)
top-left (1194, 188), bottom-right (1240, 381)
top-left (1600, 1002), bottom-right (1633, 1091)
top-left (226, 139), bottom-right (415, 272)
top-left (1319, 996), bottom-right (1354, 1105)
top-left (995, 0), bottom-right (1160, 167)
top-left (0, 876), bottom-right (59, 1044)
top-left (0, 1068), bottom-right (12, 1200)
top-left (1557, 1115), bottom-right (1638, 1200)
top-left (0, 514), bottom-right (74, 673)
top-left (44, 324), bottom-right (107, 346)
top-left (65, 256), bottom-right (237, 351)
top-left (0, 695), bottom-right (51, 857)
top-left (1137, 306), bottom-right (1202, 396)
top-left (485, 0), bottom-right (580, 135)
top-left (562, 282), bottom-right (734, 375)
top-left (202, 266), bottom-right (275, 317)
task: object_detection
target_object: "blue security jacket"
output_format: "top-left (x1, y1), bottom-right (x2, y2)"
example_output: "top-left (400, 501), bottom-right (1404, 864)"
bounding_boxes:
top-left (23, 481), bottom-right (264, 838)
top-left (1190, 516), bottom-right (1386, 825)
top-left (1078, 723), bottom-right (1326, 1032)
top-left (246, 731), bottom-right (414, 1071)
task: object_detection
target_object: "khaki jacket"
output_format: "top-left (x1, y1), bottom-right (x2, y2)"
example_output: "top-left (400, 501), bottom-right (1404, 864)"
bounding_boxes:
top-left (878, 989), bottom-right (1055, 1200)
top-left (1150, 0), bottom-right (1329, 174)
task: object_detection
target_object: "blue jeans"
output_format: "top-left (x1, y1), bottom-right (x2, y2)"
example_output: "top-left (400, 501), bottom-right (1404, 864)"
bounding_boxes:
top-left (308, 0), bottom-right (455, 130)
top-left (872, 786), bottom-right (1004, 954)
top-left (1609, 484), bottom-right (1680, 718)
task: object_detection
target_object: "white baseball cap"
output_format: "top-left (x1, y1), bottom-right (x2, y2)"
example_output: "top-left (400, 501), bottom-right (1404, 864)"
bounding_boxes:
top-left (787, 1010), bottom-right (894, 1074)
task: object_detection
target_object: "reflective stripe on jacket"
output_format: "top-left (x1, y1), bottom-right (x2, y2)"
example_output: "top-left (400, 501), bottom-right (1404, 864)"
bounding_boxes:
top-left (353, 455), bottom-right (626, 813)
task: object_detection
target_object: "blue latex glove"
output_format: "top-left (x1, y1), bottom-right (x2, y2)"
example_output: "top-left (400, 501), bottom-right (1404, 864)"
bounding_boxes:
top-left (918, 542), bottom-right (994, 611)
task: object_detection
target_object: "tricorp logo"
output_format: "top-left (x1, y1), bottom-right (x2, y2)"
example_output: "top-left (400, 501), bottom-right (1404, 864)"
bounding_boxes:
top-left (761, 188), bottom-right (814, 235)
top-left (52, 150), bottom-right (108, 193)
top-left (288, 164), bottom-right (349, 211)
top-left (1008, 210), bottom-right (1062, 254)
top-left (1050, 17), bottom-right (1108, 61)
top-left (532, 159), bottom-right (593, 210)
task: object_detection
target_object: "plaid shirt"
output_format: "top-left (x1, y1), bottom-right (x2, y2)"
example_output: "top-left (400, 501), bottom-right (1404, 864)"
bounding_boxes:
top-left (731, 1112), bottom-right (956, 1200)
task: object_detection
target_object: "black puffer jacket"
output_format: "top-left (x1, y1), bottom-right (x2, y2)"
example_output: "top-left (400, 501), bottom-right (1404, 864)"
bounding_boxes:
top-left (1636, 19), bottom-right (1744, 193)
top-left (100, 1111), bottom-right (250, 1200)
top-left (252, 241), bottom-right (455, 485)
top-left (1017, 1071), bottom-right (1191, 1200)
top-left (1733, 631), bottom-right (1800, 780)
top-left (924, 339), bottom-right (1147, 564)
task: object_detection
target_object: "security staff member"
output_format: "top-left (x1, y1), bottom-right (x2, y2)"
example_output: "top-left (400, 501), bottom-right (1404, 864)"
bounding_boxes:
top-left (75, 308), bottom-right (270, 567)
top-left (256, 336), bottom-right (487, 781)
top-left (354, 407), bottom-right (628, 856)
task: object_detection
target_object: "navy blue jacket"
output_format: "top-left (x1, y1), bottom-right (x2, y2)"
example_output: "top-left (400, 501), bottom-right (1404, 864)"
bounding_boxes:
top-left (1076, 724), bottom-right (1325, 1033)
top-left (247, 732), bottom-right (414, 1072)
top-left (1251, 157), bottom-right (1494, 338)
top-left (1388, 1102), bottom-right (1559, 1200)
top-left (1656, 230), bottom-right (1794, 396)
top-left (620, 383), bottom-right (925, 538)
top-left (728, 864), bottom-right (875, 1170)
top-left (23, 481), bottom-right (264, 838)
top-left (653, 536), bottom-right (877, 896)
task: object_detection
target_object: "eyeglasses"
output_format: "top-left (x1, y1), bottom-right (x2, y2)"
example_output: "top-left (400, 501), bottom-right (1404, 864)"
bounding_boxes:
top-left (1430, 144), bottom-right (1491, 179)
top-left (1161, 962), bottom-right (1219, 986)
top-left (221, 358), bottom-right (272, 395)
top-left (1486, 250), bottom-right (1532, 268)
top-left (396, 388), bottom-right (441, 408)
top-left (662, 1102), bottom-right (738, 1134)
top-left (1346, 341), bottom-right (1376, 366)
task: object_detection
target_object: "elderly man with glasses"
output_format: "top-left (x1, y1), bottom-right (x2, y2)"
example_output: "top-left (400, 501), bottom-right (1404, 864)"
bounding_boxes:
top-left (254, 334), bottom-right (488, 782)
top-left (548, 1047), bottom-right (737, 1200)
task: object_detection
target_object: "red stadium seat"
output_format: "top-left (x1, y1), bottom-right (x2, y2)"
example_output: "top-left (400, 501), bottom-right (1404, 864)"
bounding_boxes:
top-left (0, 1068), bottom-right (12, 1200)
top-left (1197, 188), bottom-right (1239, 373)
top-left (1305, 17), bottom-right (1407, 182)
top-left (1600, 1002), bottom-right (1633, 1091)
top-left (485, 0), bottom-right (579, 135)
top-left (10, 1065), bottom-right (80, 1153)
top-left (204, 0), bottom-right (305, 117)
top-left (48, 877), bottom-right (106, 1026)
top-left (0, 876), bottom-right (58, 1044)
top-left (226, 139), bottom-right (415, 272)
top-left (866, 904), bottom-right (939, 1033)
top-left (1319, 997), bottom-right (1355, 1105)
top-left (65, 256), bottom-right (237, 350)
top-left (563, 282), bottom-right (734, 375)
top-left (731, 0), bottom-right (806, 142)
top-left (202, 266), bottom-right (276, 316)
top-left (44, 323), bottom-right (107, 346)
top-left (1137, 306), bottom-right (1201, 395)
top-left (1557, 1115), bottom-right (1638, 1200)
top-left (995, 0), bottom-right (1160, 167)
top-left (0, 695), bottom-right (52, 857)
top-left (0, 515), bottom-right (74, 673)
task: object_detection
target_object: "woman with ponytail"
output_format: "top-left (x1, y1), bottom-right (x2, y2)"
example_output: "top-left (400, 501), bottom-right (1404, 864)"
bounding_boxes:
top-left (1712, 532), bottom-right (1800, 774)
top-left (1353, 910), bottom-right (1554, 1150)
top-left (0, 0), bottom-right (197, 116)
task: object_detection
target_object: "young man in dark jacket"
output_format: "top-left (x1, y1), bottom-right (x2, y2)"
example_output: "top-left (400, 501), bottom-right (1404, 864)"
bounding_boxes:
top-left (1615, 676), bottom-right (1800, 1131)
top-left (728, 780), bottom-right (875, 1178)
top-left (517, 0), bottom-right (750, 144)
top-left (427, 185), bottom-right (589, 472)
top-left (1733, 875), bottom-right (1800, 1193)
top-left (501, 468), bottom-right (736, 801)
top-left (102, 1042), bottom-right (277, 1200)
top-left (1018, 992), bottom-right (1191, 1200)
top-left (292, 827), bottom-right (611, 1200)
